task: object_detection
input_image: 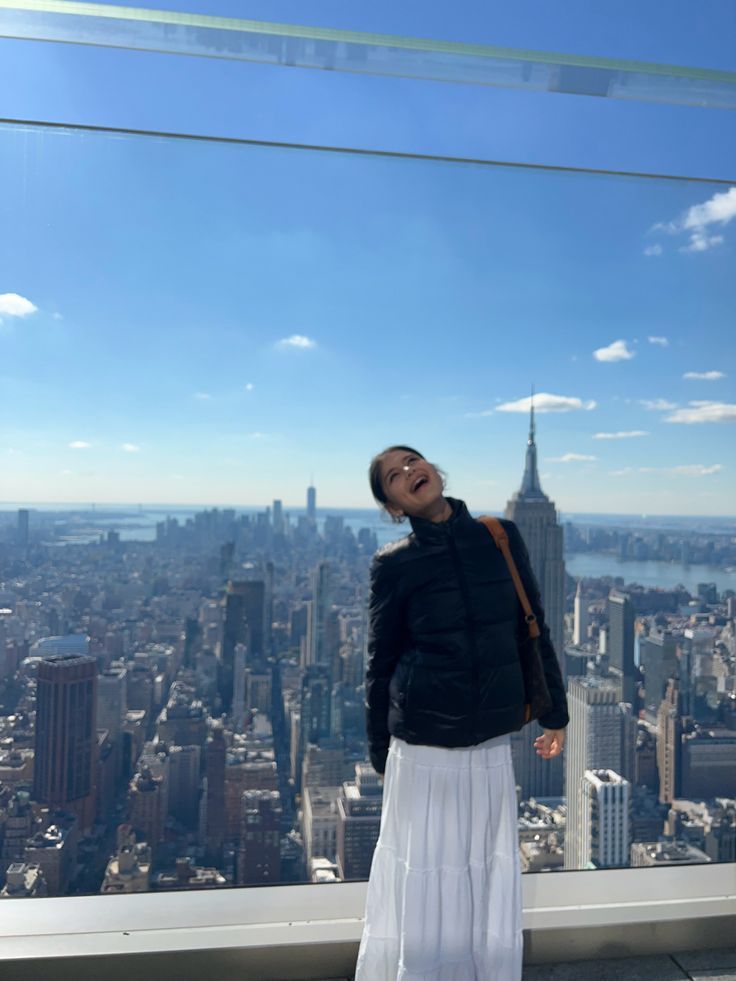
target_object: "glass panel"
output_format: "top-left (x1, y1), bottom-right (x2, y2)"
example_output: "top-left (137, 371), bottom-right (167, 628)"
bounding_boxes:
top-left (1, 0), bottom-right (736, 108)
top-left (0, 121), bottom-right (734, 903)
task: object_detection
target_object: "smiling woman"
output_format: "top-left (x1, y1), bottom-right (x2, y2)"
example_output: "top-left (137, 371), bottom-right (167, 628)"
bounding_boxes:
top-left (358, 443), bottom-right (568, 978)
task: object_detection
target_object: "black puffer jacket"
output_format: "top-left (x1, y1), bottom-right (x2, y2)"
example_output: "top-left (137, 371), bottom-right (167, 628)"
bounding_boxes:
top-left (365, 497), bottom-right (569, 774)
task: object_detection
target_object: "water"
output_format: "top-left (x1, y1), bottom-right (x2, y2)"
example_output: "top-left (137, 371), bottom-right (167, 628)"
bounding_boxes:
top-left (564, 552), bottom-right (736, 595)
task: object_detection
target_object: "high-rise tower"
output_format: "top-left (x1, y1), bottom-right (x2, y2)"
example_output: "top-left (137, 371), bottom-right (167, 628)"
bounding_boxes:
top-left (505, 394), bottom-right (566, 798)
top-left (573, 580), bottom-right (589, 647)
top-left (608, 590), bottom-right (637, 706)
top-left (219, 580), bottom-right (265, 711)
top-left (564, 674), bottom-right (635, 869)
top-left (504, 395), bottom-right (566, 658)
top-left (306, 562), bottom-right (332, 668)
top-left (307, 484), bottom-right (317, 524)
top-left (33, 654), bottom-right (97, 830)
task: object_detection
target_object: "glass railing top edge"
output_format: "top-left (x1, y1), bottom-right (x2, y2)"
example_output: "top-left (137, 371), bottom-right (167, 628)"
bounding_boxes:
top-left (1, 0), bottom-right (735, 108)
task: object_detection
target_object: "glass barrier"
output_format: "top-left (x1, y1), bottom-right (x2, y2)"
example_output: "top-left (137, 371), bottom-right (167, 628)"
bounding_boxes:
top-left (0, 116), bottom-right (734, 900)
top-left (2, 0), bottom-right (736, 109)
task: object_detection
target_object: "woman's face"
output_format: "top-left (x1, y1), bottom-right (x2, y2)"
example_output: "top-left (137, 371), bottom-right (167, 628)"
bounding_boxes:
top-left (379, 449), bottom-right (444, 519)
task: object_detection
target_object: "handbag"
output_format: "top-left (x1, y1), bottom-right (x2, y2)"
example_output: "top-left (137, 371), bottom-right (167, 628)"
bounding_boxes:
top-left (478, 516), bottom-right (553, 725)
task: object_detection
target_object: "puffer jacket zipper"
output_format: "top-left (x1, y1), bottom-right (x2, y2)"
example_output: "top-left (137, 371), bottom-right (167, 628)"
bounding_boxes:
top-left (445, 524), bottom-right (479, 741)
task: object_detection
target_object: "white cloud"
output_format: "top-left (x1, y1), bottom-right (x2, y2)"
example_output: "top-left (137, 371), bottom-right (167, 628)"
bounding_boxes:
top-left (680, 232), bottom-right (724, 253)
top-left (683, 371), bottom-right (726, 381)
top-left (593, 430), bottom-right (649, 440)
top-left (493, 393), bottom-right (596, 415)
top-left (671, 464), bottom-right (723, 476)
top-left (547, 453), bottom-right (597, 463)
top-left (277, 334), bottom-right (317, 350)
top-left (664, 401), bottom-right (736, 424)
top-left (69, 440), bottom-right (91, 449)
top-left (0, 293), bottom-right (38, 323)
top-left (593, 339), bottom-right (635, 362)
top-left (248, 432), bottom-right (268, 439)
top-left (0, 293), bottom-right (38, 317)
top-left (639, 398), bottom-right (678, 411)
top-left (244, 383), bottom-right (254, 392)
top-left (643, 244), bottom-right (663, 257)
top-left (647, 336), bottom-right (669, 346)
top-left (683, 186), bottom-right (736, 230)
top-left (121, 443), bottom-right (140, 453)
top-left (639, 464), bottom-right (722, 477)
top-left (194, 392), bottom-right (212, 400)
top-left (654, 186), bottom-right (736, 254)
top-left (609, 467), bottom-right (634, 476)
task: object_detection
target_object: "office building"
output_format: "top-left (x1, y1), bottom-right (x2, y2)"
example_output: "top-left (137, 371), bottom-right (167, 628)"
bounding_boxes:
top-left (168, 744), bottom-right (201, 830)
top-left (220, 580), bottom-right (266, 711)
top-left (564, 674), bottom-right (634, 870)
top-left (236, 789), bottom-right (282, 885)
top-left (204, 723), bottom-right (227, 863)
top-left (681, 729), bottom-right (736, 800)
top-left (336, 763), bottom-right (383, 881)
top-left (97, 665), bottom-right (127, 738)
top-left (33, 654), bottom-right (97, 831)
top-left (16, 508), bottom-right (29, 549)
top-left (581, 769), bottom-right (631, 869)
top-left (573, 580), bottom-right (589, 647)
top-left (302, 785), bottom-right (340, 868)
top-left (640, 631), bottom-right (678, 718)
top-left (306, 562), bottom-right (332, 668)
top-left (657, 678), bottom-right (682, 804)
top-left (608, 590), bottom-right (637, 706)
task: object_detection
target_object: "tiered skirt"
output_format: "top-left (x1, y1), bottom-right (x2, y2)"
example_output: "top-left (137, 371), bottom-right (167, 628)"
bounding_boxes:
top-left (355, 733), bottom-right (523, 980)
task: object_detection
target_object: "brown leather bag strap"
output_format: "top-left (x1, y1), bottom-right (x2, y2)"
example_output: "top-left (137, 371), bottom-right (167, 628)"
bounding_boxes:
top-left (478, 516), bottom-right (540, 640)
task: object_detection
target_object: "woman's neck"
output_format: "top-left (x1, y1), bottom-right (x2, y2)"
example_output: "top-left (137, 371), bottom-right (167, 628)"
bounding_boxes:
top-left (422, 496), bottom-right (453, 524)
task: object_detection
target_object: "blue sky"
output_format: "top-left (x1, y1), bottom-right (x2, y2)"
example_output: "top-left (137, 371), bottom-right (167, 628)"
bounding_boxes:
top-left (1, 2), bottom-right (734, 513)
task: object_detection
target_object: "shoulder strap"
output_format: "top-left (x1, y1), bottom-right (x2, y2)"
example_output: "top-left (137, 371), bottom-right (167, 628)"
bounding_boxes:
top-left (478, 516), bottom-right (540, 639)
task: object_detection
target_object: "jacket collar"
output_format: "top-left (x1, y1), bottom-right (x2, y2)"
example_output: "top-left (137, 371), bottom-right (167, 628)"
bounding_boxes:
top-left (409, 496), bottom-right (474, 543)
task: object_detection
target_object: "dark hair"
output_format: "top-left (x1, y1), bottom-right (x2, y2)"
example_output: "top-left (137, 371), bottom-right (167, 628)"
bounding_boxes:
top-left (368, 445), bottom-right (446, 524)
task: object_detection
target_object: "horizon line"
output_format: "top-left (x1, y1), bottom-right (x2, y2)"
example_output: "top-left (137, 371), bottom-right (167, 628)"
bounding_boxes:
top-left (1, 501), bottom-right (735, 521)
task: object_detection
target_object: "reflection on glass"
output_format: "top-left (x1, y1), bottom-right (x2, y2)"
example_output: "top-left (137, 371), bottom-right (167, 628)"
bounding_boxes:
top-left (1, 0), bottom-right (736, 108)
top-left (0, 122), bottom-right (734, 898)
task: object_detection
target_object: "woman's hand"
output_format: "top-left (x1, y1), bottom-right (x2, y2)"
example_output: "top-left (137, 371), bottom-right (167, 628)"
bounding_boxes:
top-left (534, 728), bottom-right (566, 759)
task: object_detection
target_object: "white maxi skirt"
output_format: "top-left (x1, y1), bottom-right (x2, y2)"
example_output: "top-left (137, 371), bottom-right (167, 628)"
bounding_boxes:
top-left (355, 732), bottom-right (523, 981)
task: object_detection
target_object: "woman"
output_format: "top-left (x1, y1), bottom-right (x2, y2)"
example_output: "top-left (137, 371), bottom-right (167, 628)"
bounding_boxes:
top-left (355, 446), bottom-right (568, 980)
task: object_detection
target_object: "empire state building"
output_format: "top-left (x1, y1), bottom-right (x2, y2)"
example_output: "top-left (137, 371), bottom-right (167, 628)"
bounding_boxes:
top-left (505, 398), bottom-right (567, 798)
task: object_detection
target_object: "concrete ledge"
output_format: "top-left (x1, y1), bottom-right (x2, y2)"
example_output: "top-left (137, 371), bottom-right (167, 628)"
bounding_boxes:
top-left (0, 865), bottom-right (732, 978)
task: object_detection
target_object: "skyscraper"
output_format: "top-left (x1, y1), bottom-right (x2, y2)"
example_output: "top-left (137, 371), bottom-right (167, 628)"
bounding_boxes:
top-left (573, 580), bottom-right (589, 647)
top-left (236, 790), bottom-right (282, 885)
top-left (16, 508), bottom-right (29, 549)
top-left (306, 561), bottom-right (331, 668)
top-left (97, 665), bottom-right (127, 737)
top-left (204, 723), bottom-right (227, 865)
top-left (220, 580), bottom-right (265, 711)
top-left (657, 677), bottom-right (682, 804)
top-left (641, 630), bottom-right (678, 718)
top-left (564, 674), bottom-right (634, 869)
top-left (336, 763), bottom-right (383, 881)
top-left (33, 654), bottom-right (97, 831)
top-left (608, 590), bottom-right (636, 705)
top-left (505, 397), bottom-right (566, 798)
top-left (307, 484), bottom-right (317, 523)
top-left (581, 769), bottom-right (631, 869)
top-left (233, 642), bottom-right (247, 732)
